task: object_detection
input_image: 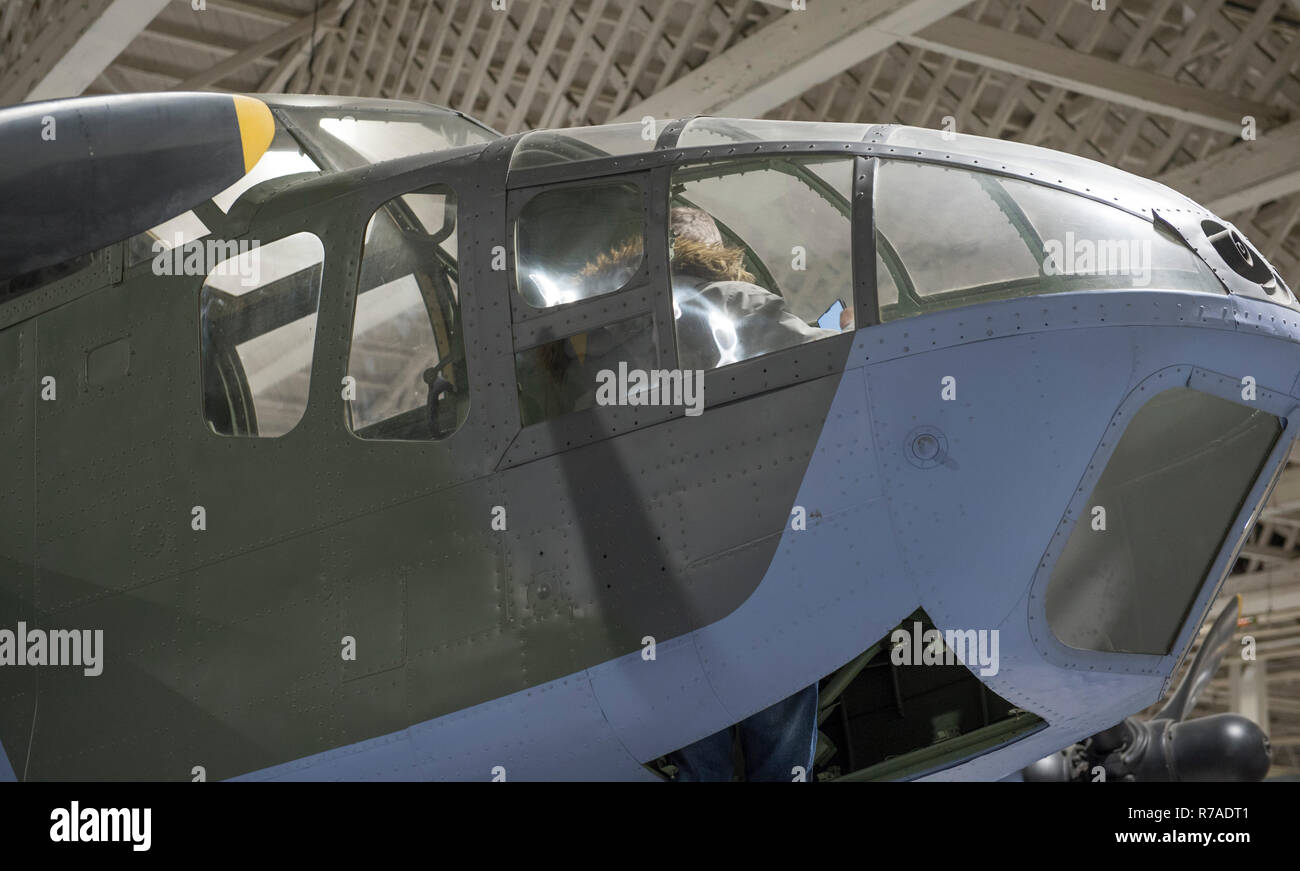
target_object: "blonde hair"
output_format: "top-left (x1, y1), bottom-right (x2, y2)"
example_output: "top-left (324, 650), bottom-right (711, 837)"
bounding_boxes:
top-left (671, 237), bottom-right (754, 284)
top-left (576, 235), bottom-right (755, 286)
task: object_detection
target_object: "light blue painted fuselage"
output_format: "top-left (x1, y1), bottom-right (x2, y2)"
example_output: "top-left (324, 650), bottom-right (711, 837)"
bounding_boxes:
top-left (235, 283), bottom-right (1300, 781)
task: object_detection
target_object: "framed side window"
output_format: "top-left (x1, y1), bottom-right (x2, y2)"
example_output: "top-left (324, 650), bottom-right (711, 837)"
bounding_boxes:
top-left (200, 232), bottom-right (324, 438)
top-left (667, 156), bottom-right (855, 371)
top-left (513, 180), bottom-right (646, 309)
top-left (346, 184), bottom-right (468, 441)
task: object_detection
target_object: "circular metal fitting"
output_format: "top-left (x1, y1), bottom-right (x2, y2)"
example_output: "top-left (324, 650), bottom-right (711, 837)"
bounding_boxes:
top-left (905, 426), bottom-right (948, 469)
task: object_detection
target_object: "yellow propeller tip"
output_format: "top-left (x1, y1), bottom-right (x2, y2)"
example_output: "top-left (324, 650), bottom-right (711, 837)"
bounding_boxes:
top-left (231, 95), bottom-right (274, 173)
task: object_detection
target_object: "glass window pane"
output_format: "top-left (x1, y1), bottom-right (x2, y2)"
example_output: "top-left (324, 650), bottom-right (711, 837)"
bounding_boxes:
top-left (670, 157), bottom-right (851, 369)
top-left (876, 242), bottom-right (900, 309)
top-left (315, 116), bottom-right (491, 168)
top-left (515, 314), bottom-right (657, 426)
top-left (200, 232), bottom-right (324, 438)
top-left (881, 125), bottom-right (1204, 217)
top-left (1046, 388), bottom-right (1280, 655)
top-left (1002, 177), bottom-right (1224, 295)
top-left (348, 185), bottom-right (467, 440)
top-left (272, 100), bottom-right (495, 173)
top-left (510, 124), bottom-right (655, 171)
top-left (875, 161), bottom-right (1041, 303)
top-left (874, 160), bottom-right (1225, 323)
top-left (677, 118), bottom-right (870, 147)
top-left (515, 182), bottom-right (644, 308)
top-left (206, 233), bottom-right (324, 295)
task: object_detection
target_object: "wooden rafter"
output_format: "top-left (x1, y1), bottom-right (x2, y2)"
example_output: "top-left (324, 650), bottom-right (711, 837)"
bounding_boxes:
top-left (171, 0), bottom-right (353, 91)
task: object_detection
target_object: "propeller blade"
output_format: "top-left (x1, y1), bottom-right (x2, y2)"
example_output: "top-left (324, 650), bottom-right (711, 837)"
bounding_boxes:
top-left (0, 92), bottom-right (274, 281)
top-left (1156, 594), bottom-right (1241, 722)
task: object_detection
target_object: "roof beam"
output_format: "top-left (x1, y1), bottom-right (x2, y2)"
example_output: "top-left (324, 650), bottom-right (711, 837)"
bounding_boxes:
top-left (259, 23), bottom-right (341, 92)
top-left (1157, 119), bottom-right (1300, 216)
top-left (0, 3), bottom-right (72, 102)
top-left (204, 0), bottom-right (299, 26)
top-left (22, 0), bottom-right (169, 101)
top-left (613, 0), bottom-right (974, 122)
top-left (899, 15), bottom-right (1281, 136)
top-left (171, 0), bottom-right (351, 91)
top-left (141, 20), bottom-right (273, 62)
top-left (0, 0), bottom-right (160, 103)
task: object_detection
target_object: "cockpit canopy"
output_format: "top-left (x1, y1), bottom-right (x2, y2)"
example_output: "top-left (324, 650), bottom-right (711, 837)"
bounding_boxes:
top-left (141, 103), bottom-right (1298, 443)
top-left (506, 116), bottom-right (1297, 314)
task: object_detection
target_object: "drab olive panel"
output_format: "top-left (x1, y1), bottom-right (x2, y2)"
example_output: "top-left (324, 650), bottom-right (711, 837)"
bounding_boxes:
top-left (86, 337), bottom-right (131, 387)
top-left (0, 323), bottom-right (36, 774)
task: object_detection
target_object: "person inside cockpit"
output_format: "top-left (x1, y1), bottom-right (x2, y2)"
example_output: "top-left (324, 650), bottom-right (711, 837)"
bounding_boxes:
top-left (660, 207), bottom-right (824, 780)
top-left (668, 206), bottom-right (838, 370)
top-left (518, 206), bottom-right (839, 426)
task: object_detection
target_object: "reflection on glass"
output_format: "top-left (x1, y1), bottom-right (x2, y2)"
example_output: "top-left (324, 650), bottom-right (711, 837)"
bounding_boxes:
top-left (1006, 177), bottom-right (1223, 295)
top-left (515, 182), bottom-right (644, 308)
top-left (670, 157), bottom-right (851, 369)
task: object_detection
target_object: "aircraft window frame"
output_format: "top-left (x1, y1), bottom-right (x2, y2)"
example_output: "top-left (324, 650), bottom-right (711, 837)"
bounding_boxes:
top-left (1023, 367), bottom-right (1298, 678)
top-left (509, 176), bottom-right (652, 315)
top-left (669, 156), bottom-right (853, 304)
top-left (199, 231), bottom-right (325, 439)
top-left (666, 155), bottom-right (856, 372)
top-left (1043, 385), bottom-right (1282, 656)
top-left (873, 159), bottom-right (1226, 322)
top-left (345, 183), bottom-right (469, 442)
top-left (498, 152), bottom-right (868, 465)
top-left (502, 163), bottom-right (698, 457)
top-left (670, 158), bottom-right (852, 301)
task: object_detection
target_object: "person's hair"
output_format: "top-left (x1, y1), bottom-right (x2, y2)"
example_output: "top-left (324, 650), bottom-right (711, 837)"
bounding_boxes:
top-left (533, 232), bottom-right (756, 378)
top-left (671, 237), bottom-right (754, 284)
top-left (576, 235), bottom-right (755, 286)
top-left (578, 237), bottom-right (643, 283)
top-left (530, 237), bottom-right (645, 380)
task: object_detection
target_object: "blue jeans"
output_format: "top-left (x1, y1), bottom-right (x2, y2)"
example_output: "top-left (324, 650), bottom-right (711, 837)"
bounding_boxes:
top-left (669, 683), bottom-right (819, 782)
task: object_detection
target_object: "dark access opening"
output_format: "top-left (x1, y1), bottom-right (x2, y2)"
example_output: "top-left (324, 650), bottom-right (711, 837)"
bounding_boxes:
top-left (649, 609), bottom-right (1042, 781)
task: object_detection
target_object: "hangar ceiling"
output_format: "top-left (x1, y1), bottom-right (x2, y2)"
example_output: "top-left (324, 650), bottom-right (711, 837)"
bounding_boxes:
top-left (2, 0), bottom-right (1300, 775)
